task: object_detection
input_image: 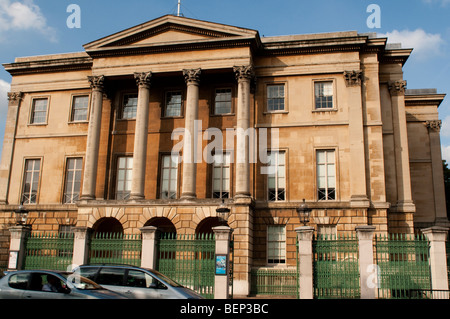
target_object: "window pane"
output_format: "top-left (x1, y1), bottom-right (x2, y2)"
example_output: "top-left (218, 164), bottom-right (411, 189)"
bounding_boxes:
top-left (315, 82), bottom-right (334, 109)
top-left (122, 94), bottom-right (138, 119)
top-left (160, 155), bottom-right (178, 199)
top-left (165, 92), bottom-right (182, 117)
top-left (72, 96), bottom-right (89, 121)
top-left (116, 157), bottom-right (132, 199)
top-left (31, 99), bottom-right (48, 124)
top-left (267, 85), bottom-right (285, 111)
top-left (215, 88), bottom-right (232, 114)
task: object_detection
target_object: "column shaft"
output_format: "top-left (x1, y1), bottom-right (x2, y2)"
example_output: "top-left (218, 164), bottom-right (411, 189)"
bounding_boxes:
top-left (81, 75), bottom-right (105, 200)
top-left (389, 80), bottom-right (415, 212)
top-left (181, 68), bottom-right (201, 199)
top-left (0, 92), bottom-right (23, 204)
top-left (234, 66), bottom-right (254, 198)
top-left (131, 72), bottom-right (152, 200)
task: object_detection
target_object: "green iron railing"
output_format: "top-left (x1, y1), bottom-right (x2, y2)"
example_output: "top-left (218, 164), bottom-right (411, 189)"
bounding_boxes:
top-left (250, 268), bottom-right (299, 297)
top-left (156, 233), bottom-right (215, 299)
top-left (313, 233), bottom-right (360, 299)
top-left (24, 232), bottom-right (74, 271)
top-left (375, 233), bottom-right (431, 299)
top-left (89, 232), bottom-right (142, 266)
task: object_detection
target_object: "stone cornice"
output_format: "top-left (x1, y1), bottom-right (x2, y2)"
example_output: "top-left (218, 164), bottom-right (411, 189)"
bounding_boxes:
top-left (85, 37), bottom-right (257, 59)
top-left (3, 56), bottom-right (93, 76)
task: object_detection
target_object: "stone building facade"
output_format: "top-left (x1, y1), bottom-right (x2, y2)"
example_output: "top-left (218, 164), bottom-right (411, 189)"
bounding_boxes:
top-left (0, 15), bottom-right (448, 295)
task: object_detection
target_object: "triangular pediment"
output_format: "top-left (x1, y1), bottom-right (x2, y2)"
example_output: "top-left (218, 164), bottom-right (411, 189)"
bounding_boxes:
top-left (84, 15), bottom-right (260, 52)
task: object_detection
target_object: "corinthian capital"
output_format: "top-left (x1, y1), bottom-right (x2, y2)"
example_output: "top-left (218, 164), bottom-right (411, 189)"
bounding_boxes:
top-left (388, 80), bottom-right (407, 96)
top-left (426, 120), bottom-right (442, 132)
top-left (233, 65), bottom-right (255, 81)
top-left (88, 75), bottom-right (105, 91)
top-left (134, 72), bottom-right (152, 88)
top-left (344, 70), bottom-right (363, 87)
top-left (7, 92), bottom-right (23, 102)
top-left (183, 68), bottom-right (201, 85)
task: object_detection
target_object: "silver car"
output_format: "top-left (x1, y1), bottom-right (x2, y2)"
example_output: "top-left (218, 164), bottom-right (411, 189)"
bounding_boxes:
top-left (73, 265), bottom-right (204, 299)
top-left (0, 270), bottom-right (126, 299)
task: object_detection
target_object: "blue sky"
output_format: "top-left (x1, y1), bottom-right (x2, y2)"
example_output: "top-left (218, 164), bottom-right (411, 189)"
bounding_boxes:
top-left (0, 0), bottom-right (450, 161)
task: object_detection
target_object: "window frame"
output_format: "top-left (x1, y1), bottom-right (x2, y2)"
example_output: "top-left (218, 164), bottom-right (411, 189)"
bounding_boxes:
top-left (69, 94), bottom-right (90, 123)
top-left (29, 97), bottom-right (49, 125)
top-left (119, 92), bottom-right (139, 120)
top-left (115, 156), bottom-right (134, 200)
top-left (62, 157), bottom-right (83, 204)
top-left (316, 149), bottom-right (337, 201)
top-left (211, 152), bottom-right (231, 199)
top-left (21, 158), bottom-right (42, 205)
top-left (163, 90), bottom-right (184, 118)
top-left (267, 225), bottom-right (287, 265)
top-left (265, 83), bottom-right (287, 113)
top-left (159, 153), bottom-right (179, 199)
top-left (313, 80), bottom-right (336, 111)
top-left (213, 87), bottom-right (233, 115)
top-left (267, 150), bottom-right (287, 202)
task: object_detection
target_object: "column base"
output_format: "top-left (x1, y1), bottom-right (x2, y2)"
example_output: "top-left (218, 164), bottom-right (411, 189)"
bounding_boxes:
top-left (129, 194), bottom-right (145, 201)
top-left (350, 195), bottom-right (370, 208)
top-left (80, 195), bottom-right (95, 201)
top-left (180, 193), bottom-right (197, 200)
top-left (392, 200), bottom-right (416, 213)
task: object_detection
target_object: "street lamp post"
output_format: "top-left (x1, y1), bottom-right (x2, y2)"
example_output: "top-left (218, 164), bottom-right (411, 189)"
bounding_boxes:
top-left (297, 199), bottom-right (312, 226)
top-left (14, 203), bottom-right (29, 226)
top-left (216, 199), bottom-right (231, 226)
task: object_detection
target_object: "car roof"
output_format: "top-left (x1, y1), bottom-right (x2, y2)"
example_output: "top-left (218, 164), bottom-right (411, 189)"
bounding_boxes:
top-left (78, 264), bottom-right (154, 271)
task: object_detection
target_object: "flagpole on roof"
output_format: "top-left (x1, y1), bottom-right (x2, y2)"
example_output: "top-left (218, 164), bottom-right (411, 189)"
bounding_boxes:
top-left (177, 0), bottom-right (182, 17)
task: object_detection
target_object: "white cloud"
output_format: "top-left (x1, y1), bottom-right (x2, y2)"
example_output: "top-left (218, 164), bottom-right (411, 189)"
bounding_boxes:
top-left (0, 79), bottom-right (10, 115)
top-left (0, 0), bottom-right (56, 42)
top-left (379, 29), bottom-right (445, 59)
top-left (423, 0), bottom-right (450, 6)
top-left (441, 116), bottom-right (450, 138)
top-left (442, 145), bottom-right (450, 163)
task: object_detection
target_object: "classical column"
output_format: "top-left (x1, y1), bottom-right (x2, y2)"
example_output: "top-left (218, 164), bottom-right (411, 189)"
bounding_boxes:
top-left (345, 71), bottom-right (369, 207)
top-left (426, 120), bottom-right (449, 226)
top-left (388, 80), bottom-right (415, 212)
top-left (181, 68), bottom-right (201, 199)
top-left (130, 72), bottom-right (152, 200)
top-left (234, 65), bottom-right (254, 198)
top-left (0, 92), bottom-right (23, 204)
top-left (81, 75), bottom-right (105, 200)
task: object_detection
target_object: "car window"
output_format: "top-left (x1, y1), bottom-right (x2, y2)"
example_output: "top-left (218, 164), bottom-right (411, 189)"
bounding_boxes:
top-left (96, 267), bottom-right (126, 286)
top-left (126, 270), bottom-right (166, 289)
top-left (9, 273), bottom-right (30, 290)
top-left (40, 274), bottom-right (67, 293)
top-left (78, 267), bottom-right (99, 281)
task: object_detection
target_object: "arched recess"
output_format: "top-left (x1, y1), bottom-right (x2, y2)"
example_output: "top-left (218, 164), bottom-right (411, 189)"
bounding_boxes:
top-left (195, 217), bottom-right (221, 235)
top-left (92, 217), bottom-right (124, 235)
top-left (145, 217), bottom-right (177, 234)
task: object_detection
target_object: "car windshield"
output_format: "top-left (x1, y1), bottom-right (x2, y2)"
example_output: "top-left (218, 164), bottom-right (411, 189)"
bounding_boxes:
top-left (60, 272), bottom-right (103, 290)
top-left (148, 269), bottom-right (183, 287)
